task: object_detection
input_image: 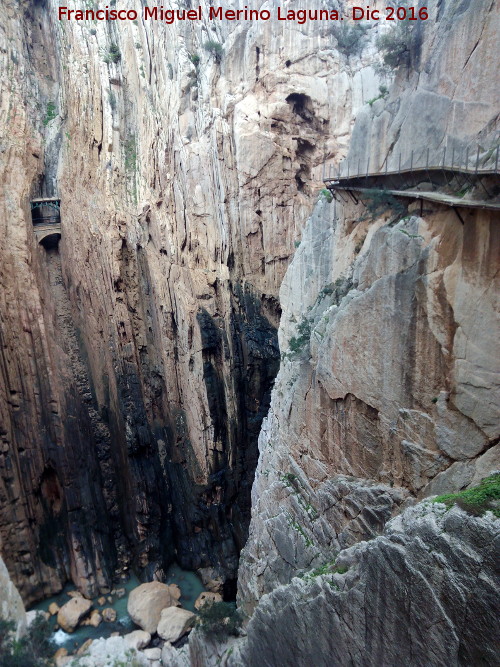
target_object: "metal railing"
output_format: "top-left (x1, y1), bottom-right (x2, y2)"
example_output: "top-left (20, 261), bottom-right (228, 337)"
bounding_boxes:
top-left (323, 145), bottom-right (500, 182)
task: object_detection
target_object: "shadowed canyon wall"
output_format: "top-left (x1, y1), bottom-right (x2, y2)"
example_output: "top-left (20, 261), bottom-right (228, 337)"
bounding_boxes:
top-left (0, 2), bottom-right (498, 663)
top-left (0, 0), bottom-right (379, 603)
top-left (238, 0), bottom-right (499, 614)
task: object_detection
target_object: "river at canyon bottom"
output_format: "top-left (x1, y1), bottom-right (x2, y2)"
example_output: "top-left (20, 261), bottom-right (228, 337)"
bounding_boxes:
top-left (30, 563), bottom-right (205, 653)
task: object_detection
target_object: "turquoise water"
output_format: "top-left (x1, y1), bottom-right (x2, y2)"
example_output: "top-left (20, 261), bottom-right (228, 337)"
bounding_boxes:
top-left (165, 563), bottom-right (205, 613)
top-left (31, 564), bottom-right (204, 653)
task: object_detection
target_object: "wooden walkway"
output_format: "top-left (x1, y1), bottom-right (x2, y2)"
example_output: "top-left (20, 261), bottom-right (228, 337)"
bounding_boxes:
top-left (322, 152), bottom-right (500, 215)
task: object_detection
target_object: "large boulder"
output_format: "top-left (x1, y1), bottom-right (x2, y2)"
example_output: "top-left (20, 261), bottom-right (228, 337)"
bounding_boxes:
top-left (48, 602), bottom-right (60, 616)
top-left (127, 582), bottom-right (180, 633)
top-left (157, 607), bottom-right (196, 643)
top-left (124, 629), bottom-right (151, 650)
top-left (57, 597), bottom-right (92, 633)
top-left (66, 636), bottom-right (149, 666)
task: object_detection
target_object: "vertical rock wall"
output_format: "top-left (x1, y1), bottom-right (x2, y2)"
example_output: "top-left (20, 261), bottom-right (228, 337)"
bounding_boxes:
top-left (238, 0), bottom-right (499, 611)
top-left (0, 0), bottom-right (381, 602)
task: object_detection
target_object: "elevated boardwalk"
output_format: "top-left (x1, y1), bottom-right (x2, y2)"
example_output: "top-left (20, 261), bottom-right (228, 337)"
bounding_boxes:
top-left (31, 198), bottom-right (61, 245)
top-left (322, 145), bottom-right (500, 216)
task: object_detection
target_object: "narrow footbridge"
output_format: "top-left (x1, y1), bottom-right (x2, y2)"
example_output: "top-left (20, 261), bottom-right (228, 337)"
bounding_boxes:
top-left (323, 145), bottom-right (500, 217)
top-left (31, 198), bottom-right (61, 245)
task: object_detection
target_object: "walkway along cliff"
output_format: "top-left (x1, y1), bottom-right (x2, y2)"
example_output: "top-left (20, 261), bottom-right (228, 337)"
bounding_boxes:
top-left (0, 0), bottom-right (499, 664)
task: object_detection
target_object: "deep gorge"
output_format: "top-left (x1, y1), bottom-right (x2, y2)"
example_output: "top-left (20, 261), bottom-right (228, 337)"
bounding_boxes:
top-left (1, 0), bottom-right (499, 665)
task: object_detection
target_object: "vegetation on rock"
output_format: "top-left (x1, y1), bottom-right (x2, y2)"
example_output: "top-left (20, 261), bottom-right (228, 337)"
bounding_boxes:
top-left (103, 43), bottom-right (121, 64)
top-left (430, 474), bottom-right (500, 518)
top-left (203, 41), bottom-right (223, 62)
top-left (0, 615), bottom-right (55, 667)
top-left (332, 24), bottom-right (369, 57)
top-left (196, 601), bottom-right (242, 640)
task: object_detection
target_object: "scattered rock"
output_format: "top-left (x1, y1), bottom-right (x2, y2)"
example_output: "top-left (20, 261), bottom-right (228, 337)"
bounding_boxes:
top-left (54, 647), bottom-right (69, 667)
top-left (102, 607), bottom-right (116, 622)
top-left (157, 607), bottom-right (196, 643)
top-left (97, 596), bottom-right (106, 606)
top-left (110, 632), bottom-right (120, 637)
top-left (65, 636), bottom-right (149, 666)
top-left (198, 567), bottom-right (224, 594)
top-left (127, 582), bottom-right (179, 633)
top-left (76, 638), bottom-right (93, 656)
top-left (67, 590), bottom-right (84, 599)
top-left (143, 647), bottom-right (162, 661)
top-left (194, 591), bottom-right (222, 610)
top-left (107, 596), bottom-right (113, 604)
top-left (88, 610), bottom-right (102, 627)
top-left (48, 602), bottom-right (60, 616)
top-left (124, 629), bottom-right (151, 650)
top-left (115, 588), bottom-right (126, 599)
top-left (57, 597), bottom-right (92, 633)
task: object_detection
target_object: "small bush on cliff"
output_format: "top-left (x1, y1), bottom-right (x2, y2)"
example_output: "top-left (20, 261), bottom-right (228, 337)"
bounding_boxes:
top-left (319, 188), bottom-right (333, 203)
top-left (103, 43), bottom-right (121, 64)
top-left (203, 40), bottom-right (223, 63)
top-left (0, 614), bottom-right (55, 667)
top-left (360, 188), bottom-right (407, 220)
top-left (196, 601), bottom-right (242, 640)
top-left (376, 4), bottom-right (420, 71)
top-left (288, 317), bottom-right (312, 358)
top-left (332, 23), bottom-right (369, 57)
top-left (430, 473), bottom-right (500, 518)
top-left (43, 102), bottom-right (57, 127)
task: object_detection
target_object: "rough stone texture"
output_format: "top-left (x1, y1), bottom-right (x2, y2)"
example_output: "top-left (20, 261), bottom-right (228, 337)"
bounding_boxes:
top-left (235, 505), bottom-right (500, 667)
top-left (157, 606), bottom-right (196, 643)
top-left (127, 581), bottom-right (178, 633)
top-left (161, 642), bottom-right (190, 667)
top-left (143, 647), bottom-right (162, 661)
top-left (66, 636), bottom-right (149, 667)
top-left (194, 591), bottom-right (222, 610)
top-left (0, 555), bottom-right (26, 637)
top-left (88, 609), bottom-right (102, 627)
top-left (239, 0), bottom-right (500, 612)
top-left (0, 0), bottom-right (376, 603)
top-left (124, 629), bottom-right (152, 651)
top-left (101, 607), bottom-right (116, 623)
top-left (56, 596), bottom-right (92, 633)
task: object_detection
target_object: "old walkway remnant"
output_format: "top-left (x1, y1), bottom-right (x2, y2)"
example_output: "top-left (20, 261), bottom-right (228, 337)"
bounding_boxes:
top-left (323, 145), bottom-right (500, 220)
top-left (31, 198), bottom-right (61, 246)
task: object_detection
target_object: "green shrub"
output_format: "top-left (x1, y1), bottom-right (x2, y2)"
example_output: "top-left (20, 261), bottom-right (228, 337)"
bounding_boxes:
top-left (189, 53), bottom-right (200, 67)
top-left (332, 23), bottom-right (369, 57)
top-left (0, 614), bottom-right (55, 667)
top-left (288, 317), bottom-right (312, 357)
top-left (203, 40), bottom-right (223, 62)
top-left (103, 43), bottom-right (121, 64)
top-left (196, 601), bottom-right (242, 640)
top-left (376, 7), bottom-right (417, 71)
top-left (360, 188), bottom-right (406, 220)
top-left (430, 474), bottom-right (500, 518)
top-left (319, 188), bottom-right (333, 203)
top-left (367, 85), bottom-right (390, 106)
top-left (124, 136), bottom-right (137, 172)
top-left (43, 102), bottom-right (57, 127)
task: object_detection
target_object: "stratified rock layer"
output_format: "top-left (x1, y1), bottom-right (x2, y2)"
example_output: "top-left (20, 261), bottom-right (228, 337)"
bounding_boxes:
top-left (2, 0), bottom-right (365, 600)
top-left (235, 505), bottom-right (500, 667)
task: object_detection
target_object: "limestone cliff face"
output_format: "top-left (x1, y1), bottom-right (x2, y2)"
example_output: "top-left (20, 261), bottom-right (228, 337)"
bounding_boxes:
top-left (235, 505), bottom-right (500, 667)
top-left (0, 555), bottom-right (26, 638)
top-left (238, 0), bottom-right (499, 612)
top-left (0, 0), bottom-right (381, 602)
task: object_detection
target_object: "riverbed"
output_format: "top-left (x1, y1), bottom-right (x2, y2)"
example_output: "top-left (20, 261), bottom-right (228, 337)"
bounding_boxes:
top-left (31, 564), bottom-right (205, 653)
